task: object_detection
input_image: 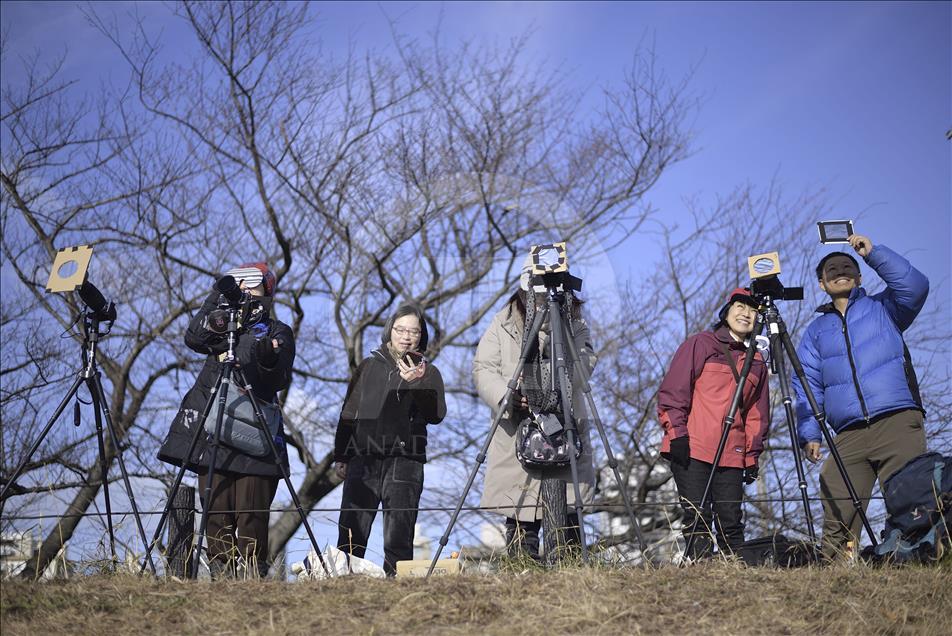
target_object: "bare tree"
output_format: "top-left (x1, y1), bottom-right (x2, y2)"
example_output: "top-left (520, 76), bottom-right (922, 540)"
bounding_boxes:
top-left (0, 38), bottom-right (197, 576)
top-left (2, 0), bottom-right (696, 573)
top-left (9, 2), bottom-right (938, 572)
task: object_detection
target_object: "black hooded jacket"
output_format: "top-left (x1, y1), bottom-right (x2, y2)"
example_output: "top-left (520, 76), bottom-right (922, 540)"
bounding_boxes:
top-left (333, 347), bottom-right (446, 463)
top-left (158, 290), bottom-right (295, 477)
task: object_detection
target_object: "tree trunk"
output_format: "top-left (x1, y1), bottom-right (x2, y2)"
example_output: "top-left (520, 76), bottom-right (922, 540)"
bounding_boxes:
top-left (166, 485), bottom-right (195, 578)
top-left (267, 451), bottom-right (337, 561)
top-left (18, 448), bottom-right (119, 579)
top-left (541, 477), bottom-right (567, 565)
top-left (16, 390), bottom-right (139, 580)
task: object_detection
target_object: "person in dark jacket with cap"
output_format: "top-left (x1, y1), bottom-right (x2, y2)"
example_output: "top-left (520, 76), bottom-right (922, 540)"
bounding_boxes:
top-left (657, 288), bottom-right (770, 559)
top-left (333, 303), bottom-right (446, 576)
top-left (158, 262), bottom-right (294, 578)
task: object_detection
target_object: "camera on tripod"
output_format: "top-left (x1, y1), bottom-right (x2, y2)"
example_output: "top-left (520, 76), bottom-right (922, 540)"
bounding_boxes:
top-left (528, 241), bottom-right (582, 293)
top-left (45, 244), bottom-right (118, 323)
top-left (204, 269), bottom-right (265, 335)
top-left (747, 251), bottom-right (804, 302)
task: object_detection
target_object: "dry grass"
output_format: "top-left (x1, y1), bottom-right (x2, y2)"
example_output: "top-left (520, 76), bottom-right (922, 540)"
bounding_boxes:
top-left (1, 562), bottom-right (949, 635)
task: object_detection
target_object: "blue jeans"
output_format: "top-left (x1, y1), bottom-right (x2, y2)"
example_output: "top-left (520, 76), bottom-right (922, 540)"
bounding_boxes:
top-left (337, 455), bottom-right (424, 576)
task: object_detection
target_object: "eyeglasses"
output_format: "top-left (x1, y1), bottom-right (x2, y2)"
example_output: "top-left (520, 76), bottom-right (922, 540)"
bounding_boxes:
top-left (393, 327), bottom-right (422, 337)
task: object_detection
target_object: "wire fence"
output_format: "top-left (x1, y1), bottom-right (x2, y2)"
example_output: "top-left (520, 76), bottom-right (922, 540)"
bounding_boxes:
top-left (0, 492), bottom-right (896, 580)
top-left (0, 494), bottom-right (885, 521)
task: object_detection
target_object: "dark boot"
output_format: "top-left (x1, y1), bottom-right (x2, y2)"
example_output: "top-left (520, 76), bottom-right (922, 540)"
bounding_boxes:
top-left (505, 517), bottom-right (541, 560)
top-left (207, 557), bottom-right (235, 580)
top-left (562, 513), bottom-right (584, 548)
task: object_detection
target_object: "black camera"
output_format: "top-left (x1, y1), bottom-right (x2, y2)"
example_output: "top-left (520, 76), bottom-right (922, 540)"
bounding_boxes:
top-left (203, 275), bottom-right (254, 334)
top-left (750, 276), bottom-right (803, 302)
top-left (215, 275), bottom-right (250, 307)
top-left (747, 252), bottom-right (803, 302)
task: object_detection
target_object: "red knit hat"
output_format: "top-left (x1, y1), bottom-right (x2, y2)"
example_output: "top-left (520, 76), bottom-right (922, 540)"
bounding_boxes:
top-left (717, 287), bottom-right (758, 321)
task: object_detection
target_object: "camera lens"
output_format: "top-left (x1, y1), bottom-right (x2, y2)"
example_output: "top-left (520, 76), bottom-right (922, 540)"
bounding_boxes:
top-left (205, 309), bottom-right (229, 334)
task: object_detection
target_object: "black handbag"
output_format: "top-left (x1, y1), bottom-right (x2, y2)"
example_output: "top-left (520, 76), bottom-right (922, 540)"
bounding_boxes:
top-left (202, 378), bottom-right (282, 457)
top-left (515, 412), bottom-right (582, 468)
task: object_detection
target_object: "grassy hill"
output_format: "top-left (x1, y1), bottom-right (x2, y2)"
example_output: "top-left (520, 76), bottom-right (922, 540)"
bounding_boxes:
top-left (1, 562), bottom-right (949, 635)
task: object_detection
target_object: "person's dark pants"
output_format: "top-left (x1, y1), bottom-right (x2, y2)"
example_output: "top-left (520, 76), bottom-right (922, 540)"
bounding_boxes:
top-left (337, 455), bottom-right (424, 576)
top-left (504, 514), bottom-right (581, 560)
top-left (198, 470), bottom-right (279, 578)
top-left (819, 409), bottom-right (927, 558)
top-left (670, 458), bottom-right (745, 559)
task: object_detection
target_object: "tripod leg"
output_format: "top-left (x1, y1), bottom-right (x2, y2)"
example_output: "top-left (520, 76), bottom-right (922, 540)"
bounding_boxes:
top-left (89, 372), bottom-right (158, 575)
top-left (88, 379), bottom-right (117, 568)
top-left (140, 366), bottom-right (227, 575)
top-left (193, 375), bottom-right (231, 579)
top-left (561, 428), bottom-right (589, 563)
top-left (428, 411), bottom-right (507, 578)
top-left (546, 300), bottom-right (590, 564)
top-left (1, 375), bottom-right (85, 502)
top-left (425, 306), bottom-right (551, 578)
top-left (234, 367), bottom-right (331, 578)
top-left (769, 337), bottom-right (819, 550)
top-left (561, 321), bottom-right (648, 555)
top-left (779, 328), bottom-right (877, 547)
top-left (683, 313), bottom-right (764, 561)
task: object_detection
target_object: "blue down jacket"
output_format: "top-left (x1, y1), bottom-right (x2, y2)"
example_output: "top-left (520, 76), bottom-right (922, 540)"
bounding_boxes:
top-left (794, 245), bottom-right (929, 446)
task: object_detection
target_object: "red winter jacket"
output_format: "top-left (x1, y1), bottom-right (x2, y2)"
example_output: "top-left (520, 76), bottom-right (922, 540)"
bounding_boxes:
top-left (657, 326), bottom-right (770, 469)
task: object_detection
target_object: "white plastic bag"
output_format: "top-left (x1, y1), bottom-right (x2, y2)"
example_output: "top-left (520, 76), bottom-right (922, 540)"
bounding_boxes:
top-left (290, 545), bottom-right (386, 580)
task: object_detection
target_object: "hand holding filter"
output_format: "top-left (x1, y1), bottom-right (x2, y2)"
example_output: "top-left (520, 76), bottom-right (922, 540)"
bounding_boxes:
top-left (817, 220), bottom-right (854, 245)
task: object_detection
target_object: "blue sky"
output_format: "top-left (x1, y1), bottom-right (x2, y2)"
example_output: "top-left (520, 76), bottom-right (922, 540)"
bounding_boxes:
top-left (2, 0), bottom-right (949, 569)
top-left (3, 1), bottom-right (949, 286)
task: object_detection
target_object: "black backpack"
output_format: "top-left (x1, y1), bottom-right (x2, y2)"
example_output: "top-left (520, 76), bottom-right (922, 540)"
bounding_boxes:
top-left (864, 452), bottom-right (952, 564)
top-left (737, 534), bottom-right (815, 567)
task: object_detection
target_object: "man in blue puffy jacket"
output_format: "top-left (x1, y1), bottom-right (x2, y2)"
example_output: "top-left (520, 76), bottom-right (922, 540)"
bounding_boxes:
top-left (793, 234), bottom-right (929, 557)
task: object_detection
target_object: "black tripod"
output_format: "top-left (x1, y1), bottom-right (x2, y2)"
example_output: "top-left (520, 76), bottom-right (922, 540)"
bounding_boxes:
top-left (426, 282), bottom-right (647, 577)
top-left (140, 304), bottom-right (329, 578)
top-left (682, 295), bottom-right (877, 559)
top-left (0, 310), bottom-right (157, 574)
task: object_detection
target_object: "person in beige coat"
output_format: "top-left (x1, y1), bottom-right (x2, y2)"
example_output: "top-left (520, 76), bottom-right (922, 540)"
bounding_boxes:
top-left (473, 265), bottom-right (597, 558)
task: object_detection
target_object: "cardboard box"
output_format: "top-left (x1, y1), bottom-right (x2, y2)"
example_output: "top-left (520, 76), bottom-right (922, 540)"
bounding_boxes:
top-left (395, 558), bottom-right (462, 577)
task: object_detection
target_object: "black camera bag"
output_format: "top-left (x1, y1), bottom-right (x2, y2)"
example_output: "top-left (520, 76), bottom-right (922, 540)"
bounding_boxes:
top-left (737, 534), bottom-right (814, 567)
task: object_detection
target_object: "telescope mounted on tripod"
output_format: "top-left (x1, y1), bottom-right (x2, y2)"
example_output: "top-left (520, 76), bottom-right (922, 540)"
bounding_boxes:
top-left (525, 241), bottom-right (582, 293)
top-left (1, 245), bottom-right (156, 574)
top-left (746, 251), bottom-right (804, 304)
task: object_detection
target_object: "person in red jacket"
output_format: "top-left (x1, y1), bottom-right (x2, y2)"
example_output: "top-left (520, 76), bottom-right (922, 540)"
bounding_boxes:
top-left (657, 288), bottom-right (771, 560)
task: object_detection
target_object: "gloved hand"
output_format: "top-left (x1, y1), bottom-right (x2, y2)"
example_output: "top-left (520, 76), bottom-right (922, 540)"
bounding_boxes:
top-left (255, 336), bottom-right (280, 368)
top-left (743, 465), bottom-right (759, 485)
top-left (668, 436), bottom-right (690, 469)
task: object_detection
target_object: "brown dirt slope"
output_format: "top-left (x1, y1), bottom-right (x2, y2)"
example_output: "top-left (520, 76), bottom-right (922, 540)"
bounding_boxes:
top-left (1, 563), bottom-right (949, 635)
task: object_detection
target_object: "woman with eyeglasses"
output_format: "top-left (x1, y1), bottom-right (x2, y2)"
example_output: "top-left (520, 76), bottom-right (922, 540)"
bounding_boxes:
top-left (333, 303), bottom-right (446, 575)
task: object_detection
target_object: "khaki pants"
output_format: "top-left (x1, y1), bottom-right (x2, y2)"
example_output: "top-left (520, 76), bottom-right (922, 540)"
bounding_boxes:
top-left (819, 409), bottom-right (926, 556)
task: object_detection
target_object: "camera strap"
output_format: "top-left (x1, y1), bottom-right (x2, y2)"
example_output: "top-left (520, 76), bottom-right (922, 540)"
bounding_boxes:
top-left (521, 298), bottom-right (564, 414)
top-left (720, 341), bottom-right (742, 383)
top-left (720, 341), bottom-right (749, 419)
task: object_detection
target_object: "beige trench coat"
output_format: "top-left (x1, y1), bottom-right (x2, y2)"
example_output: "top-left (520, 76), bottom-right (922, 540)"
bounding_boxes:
top-left (474, 303), bottom-right (597, 522)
